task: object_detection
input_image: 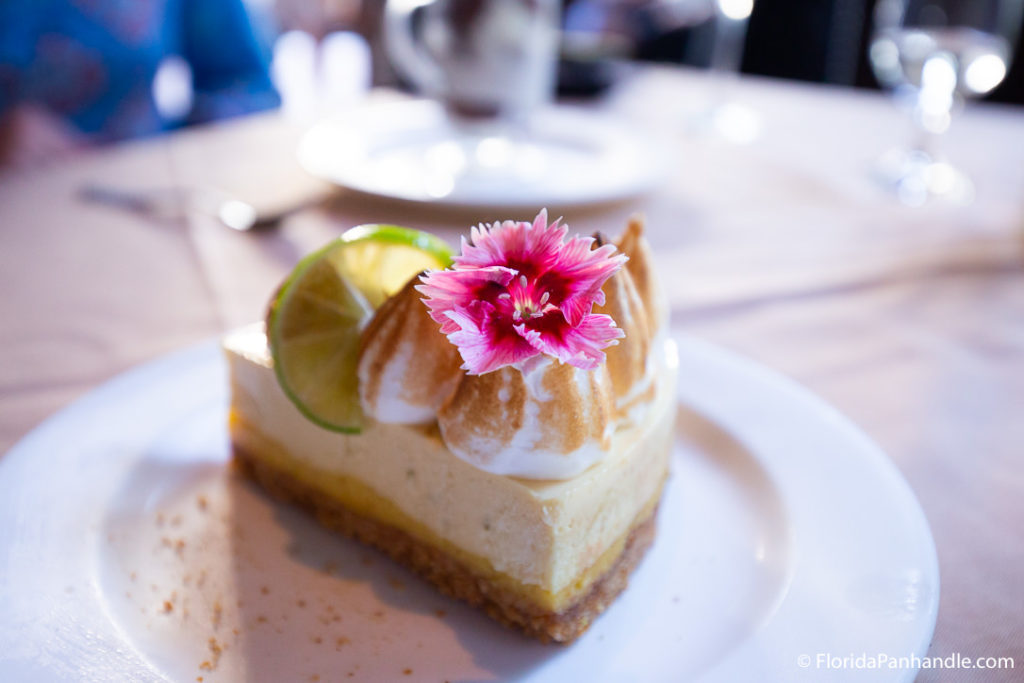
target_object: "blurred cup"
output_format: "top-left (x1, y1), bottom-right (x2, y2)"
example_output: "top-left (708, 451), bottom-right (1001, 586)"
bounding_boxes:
top-left (384, 0), bottom-right (561, 123)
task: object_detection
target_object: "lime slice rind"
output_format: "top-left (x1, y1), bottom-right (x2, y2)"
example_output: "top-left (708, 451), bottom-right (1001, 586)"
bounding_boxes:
top-left (268, 252), bottom-right (372, 434)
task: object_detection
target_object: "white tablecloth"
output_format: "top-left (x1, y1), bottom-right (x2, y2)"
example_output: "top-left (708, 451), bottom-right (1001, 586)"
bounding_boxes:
top-left (2, 66), bottom-right (1022, 681)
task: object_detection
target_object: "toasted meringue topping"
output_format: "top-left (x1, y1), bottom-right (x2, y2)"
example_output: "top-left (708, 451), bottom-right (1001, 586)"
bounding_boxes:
top-left (358, 275), bottom-right (464, 424)
top-left (593, 245), bottom-right (656, 420)
top-left (616, 216), bottom-right (665, 332)
top-left (437, 357), bottom-right (614, 479)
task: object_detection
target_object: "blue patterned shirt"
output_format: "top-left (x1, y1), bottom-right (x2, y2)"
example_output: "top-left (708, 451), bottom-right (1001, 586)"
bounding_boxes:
top-left (0, 0), bottom-right (280, 142)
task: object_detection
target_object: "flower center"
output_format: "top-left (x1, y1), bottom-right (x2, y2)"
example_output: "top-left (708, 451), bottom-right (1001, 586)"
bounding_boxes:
top-left (501, 274), bottom-right (550, 321)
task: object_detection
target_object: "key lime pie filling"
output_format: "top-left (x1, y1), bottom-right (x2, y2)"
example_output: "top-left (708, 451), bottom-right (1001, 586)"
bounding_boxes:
top-left (225, 213), bottom-right (677, 642)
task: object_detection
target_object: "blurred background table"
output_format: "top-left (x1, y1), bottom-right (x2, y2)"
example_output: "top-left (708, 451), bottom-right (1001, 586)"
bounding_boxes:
top-left (2, 66), bottom-right (1023, 680)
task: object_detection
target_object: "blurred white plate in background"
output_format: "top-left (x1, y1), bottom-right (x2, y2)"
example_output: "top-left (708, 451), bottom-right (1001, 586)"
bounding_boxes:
top-left (0, 334), bottom-right (938, 681)
top-left (298, 100), bottom-right (666, 208)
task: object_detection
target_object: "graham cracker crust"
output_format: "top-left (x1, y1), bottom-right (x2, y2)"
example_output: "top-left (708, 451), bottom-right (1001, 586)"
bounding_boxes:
top-left (233, 445), bottom-right (658, 643)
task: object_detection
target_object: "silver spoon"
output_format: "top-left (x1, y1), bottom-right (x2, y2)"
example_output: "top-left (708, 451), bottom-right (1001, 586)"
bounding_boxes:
top-left (79, 184), bottom-right (320, 231)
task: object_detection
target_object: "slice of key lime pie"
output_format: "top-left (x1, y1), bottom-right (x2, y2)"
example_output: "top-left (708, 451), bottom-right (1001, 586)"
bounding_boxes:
top-left (224, 212), bottom-right (677, 642)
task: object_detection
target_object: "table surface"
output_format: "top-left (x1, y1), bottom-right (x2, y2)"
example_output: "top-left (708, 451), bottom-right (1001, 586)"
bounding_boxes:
top-left (2, 66), bottom-right (1022, 681)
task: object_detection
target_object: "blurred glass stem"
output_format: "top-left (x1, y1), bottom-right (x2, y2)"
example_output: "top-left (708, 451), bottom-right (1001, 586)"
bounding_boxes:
top-left (710, 0), bottom-right (753, 75)
top-left (684, 0), bottom-right (760, 144)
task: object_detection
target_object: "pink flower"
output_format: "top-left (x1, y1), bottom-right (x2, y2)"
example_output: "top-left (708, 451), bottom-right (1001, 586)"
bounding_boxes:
top-left (416, 210), bottom-right (626, 375)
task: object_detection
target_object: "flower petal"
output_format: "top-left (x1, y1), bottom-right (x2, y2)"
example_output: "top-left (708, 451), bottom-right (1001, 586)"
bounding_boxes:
top-left (515, 310), bottom-right (624, 370)
top-left (417, 266), bottom-right (516, 334)
top-left (539, 238), bottom-right (626, 326)
top-left (456, 210), bottom-right (568, 277)
top-left (444, 300), bottom-right (540, 374)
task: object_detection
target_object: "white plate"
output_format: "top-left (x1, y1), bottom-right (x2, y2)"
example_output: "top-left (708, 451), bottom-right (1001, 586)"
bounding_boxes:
top-left (297, 100), bottom-right (665, 208)
top-left (0, 334), bottom-right (938, 682)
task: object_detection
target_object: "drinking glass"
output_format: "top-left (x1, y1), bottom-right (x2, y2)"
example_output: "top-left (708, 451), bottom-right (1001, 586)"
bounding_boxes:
top-left (870, 0), bottom-right (1023, 204)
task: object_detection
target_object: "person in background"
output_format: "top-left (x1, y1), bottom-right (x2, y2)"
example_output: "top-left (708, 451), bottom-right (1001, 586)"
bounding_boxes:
top-left (0, 0), bottom-right (280, 169)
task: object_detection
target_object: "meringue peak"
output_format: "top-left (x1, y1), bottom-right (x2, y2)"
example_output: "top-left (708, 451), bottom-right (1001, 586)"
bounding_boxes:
top-left (358, 273), bottom-right (463, 424)
top-left (437, 358), bottom-right (614, 480)
top-left (616, 216), bottom-right (664, 332)
top-left (593, 244), bottom-right (655, 419)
